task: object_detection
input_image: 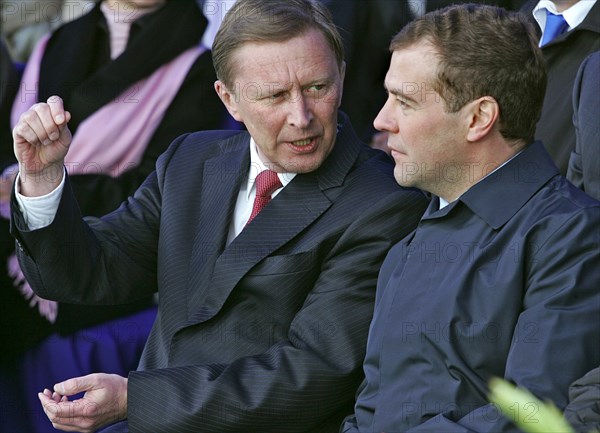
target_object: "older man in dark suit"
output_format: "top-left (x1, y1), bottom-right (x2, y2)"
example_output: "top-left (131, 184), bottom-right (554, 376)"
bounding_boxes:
top-left (9, 0), bottom-right (426, 432)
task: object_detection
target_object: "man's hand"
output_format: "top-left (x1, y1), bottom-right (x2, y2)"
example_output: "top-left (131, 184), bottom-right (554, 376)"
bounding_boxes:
top-left (13, 95), bottom-right (72, 197)
top-left (38, 373), bottom-right (128, 433)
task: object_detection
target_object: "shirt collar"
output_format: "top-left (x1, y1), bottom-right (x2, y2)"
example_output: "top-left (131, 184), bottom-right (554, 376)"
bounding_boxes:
top-left (245, 137), bottom-right (296, 200)
top-left (427, 142), bottom-right (559, 228)
top-left (438, 152), bottom-right (520, 210)
top-left (533, 0), bottom-right (598, 34)
top-left (438, 197), bottom-right (450, 210)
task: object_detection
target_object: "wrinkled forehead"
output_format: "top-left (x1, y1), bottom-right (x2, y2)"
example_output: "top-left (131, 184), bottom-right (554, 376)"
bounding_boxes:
top-left (228, 29), bottom-right (341, 85)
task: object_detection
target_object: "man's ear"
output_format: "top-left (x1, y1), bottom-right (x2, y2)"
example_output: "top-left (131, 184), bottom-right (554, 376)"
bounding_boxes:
top-left (466, 96), bottom-right (499, 142)
top-left (214, 80), bottom-right (243, 122)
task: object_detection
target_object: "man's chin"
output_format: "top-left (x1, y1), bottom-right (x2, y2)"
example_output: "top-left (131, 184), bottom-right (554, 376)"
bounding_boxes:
top-left (280, 154), bottom-right (327, 174)
top-left (393, 170), bottom-right (418, 189)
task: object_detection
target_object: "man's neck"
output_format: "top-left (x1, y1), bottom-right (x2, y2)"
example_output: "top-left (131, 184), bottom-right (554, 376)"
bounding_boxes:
top-left (553, 0), bottom-right (579, 12)
top-left (437, 139), bottom-right (525, 203)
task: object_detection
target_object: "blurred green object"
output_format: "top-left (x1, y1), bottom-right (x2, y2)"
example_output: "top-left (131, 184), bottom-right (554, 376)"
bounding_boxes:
top-left (488, 377), bottom-right (575, 433)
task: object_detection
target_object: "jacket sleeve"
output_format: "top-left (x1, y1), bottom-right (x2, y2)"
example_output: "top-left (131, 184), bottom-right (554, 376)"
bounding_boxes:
top-left (569, 52), bottom-right (600, 201)
top-left (9, 136), bottom-right (193, 306)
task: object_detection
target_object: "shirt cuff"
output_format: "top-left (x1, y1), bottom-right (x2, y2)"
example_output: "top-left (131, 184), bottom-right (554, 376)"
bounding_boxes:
top-left (15, 168), bottom-right (66, 230)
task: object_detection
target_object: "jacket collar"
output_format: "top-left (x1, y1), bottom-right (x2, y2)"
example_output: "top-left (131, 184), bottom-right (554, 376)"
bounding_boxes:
top-left (313, 111), bottom-right (365, 190)
top-left (424, 141), bottom-right (559, 229)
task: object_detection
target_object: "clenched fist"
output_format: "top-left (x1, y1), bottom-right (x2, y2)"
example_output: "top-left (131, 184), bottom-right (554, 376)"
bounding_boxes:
top-left (13, 95), bottom-right (72, 197)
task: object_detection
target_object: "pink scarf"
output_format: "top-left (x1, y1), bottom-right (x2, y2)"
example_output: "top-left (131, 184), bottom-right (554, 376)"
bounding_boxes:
top-left (6, 21), bottom-right (206, 322)
top-left (11, 35), bottom-right (206, 178)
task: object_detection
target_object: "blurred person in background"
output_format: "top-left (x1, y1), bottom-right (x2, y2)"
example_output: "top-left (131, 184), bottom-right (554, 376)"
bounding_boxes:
top-left (0, 0), bottom-right (95, 62)
top-left (0, 0), bottom-right (228, 431)
top-left (520, 0), bottom-right (600, 174)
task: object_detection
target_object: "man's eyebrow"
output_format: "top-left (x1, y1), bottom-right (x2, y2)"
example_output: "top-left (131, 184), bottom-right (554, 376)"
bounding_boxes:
top-left (385, 86), bottom-right (418, 104)
top-left (265, 82), bottom-right (293, 93)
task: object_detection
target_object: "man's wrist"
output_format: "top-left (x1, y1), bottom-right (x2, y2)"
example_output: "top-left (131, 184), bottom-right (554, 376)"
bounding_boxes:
top-left (120, 376), bottom-right (129, 421)
top-left (18, 163), bottom-right (65, 197)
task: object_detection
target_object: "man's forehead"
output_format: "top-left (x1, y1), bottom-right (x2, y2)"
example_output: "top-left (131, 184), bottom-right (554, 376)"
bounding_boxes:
top-left (229, 34), bottom-right (339, 83)
top-left (392, 41), bottom-right (439, 63)
top-left (387, 43), bottom-right (438, 78)
top-left (235, 31), bottom-right (334, 57)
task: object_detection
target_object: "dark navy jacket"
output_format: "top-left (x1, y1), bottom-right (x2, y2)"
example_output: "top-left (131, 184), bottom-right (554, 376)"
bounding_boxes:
top-left (344, 141), bottom-right (600, 432)
top-left (567, 51), bottom-right (600, 201)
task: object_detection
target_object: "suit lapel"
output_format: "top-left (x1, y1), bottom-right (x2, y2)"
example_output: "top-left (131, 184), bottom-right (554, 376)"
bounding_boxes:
top-left (187, 173), bottom-right (333, 323)
top-left (186, 134), bottom-right (249, 317)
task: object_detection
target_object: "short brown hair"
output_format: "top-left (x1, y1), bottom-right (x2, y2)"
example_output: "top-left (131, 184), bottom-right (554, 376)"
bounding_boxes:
top-left (390, 4), bottom-right (546, 143)
top-left (212, 0), bottom-right (345, 89)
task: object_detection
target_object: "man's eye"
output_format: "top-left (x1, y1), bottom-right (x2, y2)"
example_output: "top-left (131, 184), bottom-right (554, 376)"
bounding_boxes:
top-left (397, 98), bottom-right (409, 108)
top-left (307, 84), bottom-right (326, 92)
top-left (271, 91), bottom-right (285, 99)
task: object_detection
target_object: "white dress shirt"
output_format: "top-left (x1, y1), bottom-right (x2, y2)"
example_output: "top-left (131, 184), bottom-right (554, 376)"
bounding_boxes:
top-left (201, 0), bottom-right (238, 49)
top-left (15, 170), bottom-right (65, 230)
top-left (408, 0), bottom-right (427, 18)
top-left (533, 0), bottom-right (597, 46)
top-left (226, 138), bottom-right (295, 244)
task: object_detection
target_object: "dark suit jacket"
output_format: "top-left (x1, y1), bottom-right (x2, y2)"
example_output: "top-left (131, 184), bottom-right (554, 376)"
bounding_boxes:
top-left (425, 0), bottom-right (517, 12)
top-left (521, 0), bottom-right (600, 174)
top-left (567, 51), bottom-right (600, 201)
top-left (11, 114), bottom-right (427, 433)
top-left (322, 0), bottom-right (413, 142)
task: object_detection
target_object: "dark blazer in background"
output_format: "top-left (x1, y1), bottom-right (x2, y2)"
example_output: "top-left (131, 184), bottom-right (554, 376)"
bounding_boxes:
top-left (323, 0), bottom-right (413, 142)
top-left (11, 114), bottom-right (427, 433)
top-left (567, 50), bottom-right (600, 201)
top-left (521, 0), bottom-right (600, 174)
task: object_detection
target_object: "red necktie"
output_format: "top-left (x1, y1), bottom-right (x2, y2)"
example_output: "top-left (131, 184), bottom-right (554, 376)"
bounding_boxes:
top-left (247, 170), bottom-right (282, 224)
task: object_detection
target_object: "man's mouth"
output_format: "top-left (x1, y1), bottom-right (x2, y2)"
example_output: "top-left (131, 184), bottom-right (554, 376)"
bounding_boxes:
top-left (292, 138), bottom-right (312, 146)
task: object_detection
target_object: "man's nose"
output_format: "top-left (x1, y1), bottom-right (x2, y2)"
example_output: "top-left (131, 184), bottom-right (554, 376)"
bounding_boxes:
top-left (287, 93), bottom-right (313, 129)
top-left (373, 98), bottom-right (396, 133)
